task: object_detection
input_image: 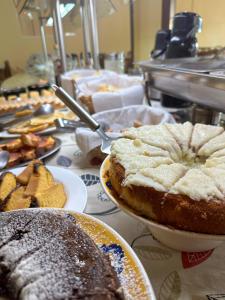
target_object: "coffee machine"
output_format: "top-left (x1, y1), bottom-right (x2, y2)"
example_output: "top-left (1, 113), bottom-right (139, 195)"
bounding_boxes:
top-left (151, 12), bottom-right (202, 111)
top-left (141, 8), bottom-right (225, 125)
top-left (166, 12), bottom-right (202, 59)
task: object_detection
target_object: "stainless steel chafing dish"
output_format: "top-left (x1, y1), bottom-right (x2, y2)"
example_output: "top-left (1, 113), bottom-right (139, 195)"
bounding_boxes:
top-left (139, 57), bottom-right (225, 113)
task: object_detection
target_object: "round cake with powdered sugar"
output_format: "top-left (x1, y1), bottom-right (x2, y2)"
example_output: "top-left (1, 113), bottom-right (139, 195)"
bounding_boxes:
top-left (0, 209), bottom-right (124, 299)
top-left (109, 122), bottom-right (225, 234)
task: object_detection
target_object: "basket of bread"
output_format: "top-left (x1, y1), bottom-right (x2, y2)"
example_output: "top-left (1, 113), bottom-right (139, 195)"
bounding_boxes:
top-left (76, 73), bottom-right (144, 114)
top-left (76, 105), bottom-right (175, 165)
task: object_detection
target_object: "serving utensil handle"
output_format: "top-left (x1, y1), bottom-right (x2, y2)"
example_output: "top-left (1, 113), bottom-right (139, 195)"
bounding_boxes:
top-left (52, 85), bottom-right (100, 131)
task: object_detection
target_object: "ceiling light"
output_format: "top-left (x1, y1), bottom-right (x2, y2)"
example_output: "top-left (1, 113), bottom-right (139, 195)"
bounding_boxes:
top-left (46, 3), bottom-right (75, 27)
top-left (46, 17), bottom-right (53, 26)
top-left (60, 3), bottom-right (75, 18)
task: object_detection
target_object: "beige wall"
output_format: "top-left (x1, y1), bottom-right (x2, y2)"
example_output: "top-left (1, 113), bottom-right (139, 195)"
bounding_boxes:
top-left (1, 0), bottom-right (224, 72)
top-left (0, 0), bottom-right (46, 72)
top-left (63, 0), bottom-right (130, 56)
top-left (176, 0), bottom-right (225, 48)
top-left (0, 0), bottom-right (131, 72)
top-left (0, 0), bottom-right (162, 71)
top-left (62, 0), bottom-right (162, 63)
top-left (134, 0), bottom-right (162, 61)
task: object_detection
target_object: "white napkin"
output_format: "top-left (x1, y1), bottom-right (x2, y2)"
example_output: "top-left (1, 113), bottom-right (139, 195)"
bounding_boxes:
top-left (60, 69), bottom-right (116, 97)
top-left (76, 105), bottom-right (175, 155)
top-left (77, 74), bottom-right (144, 113)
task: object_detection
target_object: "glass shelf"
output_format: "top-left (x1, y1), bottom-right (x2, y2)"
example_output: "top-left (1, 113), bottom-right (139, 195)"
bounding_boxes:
top-left (13, 0), bottom-right (121, 36)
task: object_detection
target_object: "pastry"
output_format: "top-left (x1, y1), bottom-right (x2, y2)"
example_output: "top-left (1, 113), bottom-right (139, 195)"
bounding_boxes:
top-left (35, 136), bottom-right (55, 156)
top-left (98, 84), bottom-right (118, 92)
top-left (109, 122), bottom-right (225, 234)
top-left (21, 148), bottom-right (36, 161)
top-left (0, 133), bottom-right (56, 169)
top-left (0, 209), bottom-right (124, 299)
top-left (7, 152), bottom-right (22, 167)
top-left (7, 110), bottom-right (75, 134)
top-left (21, 133), bottom-right (41, 147)
top-left (8, 123), bottom-right (49, 134)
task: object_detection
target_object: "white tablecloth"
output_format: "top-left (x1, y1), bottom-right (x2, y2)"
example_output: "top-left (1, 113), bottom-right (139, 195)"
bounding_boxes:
top-left (46, 131), bottom-right (225, 300)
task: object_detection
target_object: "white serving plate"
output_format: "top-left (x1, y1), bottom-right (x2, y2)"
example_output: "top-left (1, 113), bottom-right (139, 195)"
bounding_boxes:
top-left (100, 156), bottom-right (225, 252)
top-left (6, 166), bottom-right (87, 213)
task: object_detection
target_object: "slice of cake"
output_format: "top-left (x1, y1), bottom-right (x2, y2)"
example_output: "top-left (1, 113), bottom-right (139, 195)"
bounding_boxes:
top-left (0, 172), bottom-right (17, 204)
top-left (111, 138), bottom-right (170, 158)
top-left (17, 160), bottom-right (43, 185)
top-left (3, 186), bottom-right (31, 211)
top-left (123, 125), bottom-right (182, 161)
top-left (198, 131), bottom-right (225, 157)
top-left (33, 183), bottom-right (67, 208)
top-left (165, 122), bottom-right (193, 154)
top-left (191, 123), bottom-right (223, 152)
top-left (25, 164), bottom-right (54, 196)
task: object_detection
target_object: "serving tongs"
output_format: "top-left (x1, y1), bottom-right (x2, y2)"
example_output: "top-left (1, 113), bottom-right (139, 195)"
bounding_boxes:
top-left (0, 104), bottom-right (54, 131)
top-left (54, 118), bottom-right (87, 132)
top-left (52, 85), bottom-right (117, 155)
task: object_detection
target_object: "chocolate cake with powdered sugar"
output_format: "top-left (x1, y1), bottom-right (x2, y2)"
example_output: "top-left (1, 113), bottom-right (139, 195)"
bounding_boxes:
top-left (0, 209), bottom-right (124, 300)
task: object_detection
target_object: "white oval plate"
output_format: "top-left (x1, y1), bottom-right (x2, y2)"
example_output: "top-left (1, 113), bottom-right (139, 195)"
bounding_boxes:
top-left (6, 166), bottom-right (87, 213)
top-left (100, 156), bottom-right (225, 252)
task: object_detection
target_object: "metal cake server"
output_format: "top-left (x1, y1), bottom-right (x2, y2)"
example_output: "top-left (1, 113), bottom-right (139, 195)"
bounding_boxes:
top-left (55, 118), bottom-right (110, 132)
top-left (54, 118), bottom-right (88, 132)
top-left (52, 85), bottom-right (117, 154)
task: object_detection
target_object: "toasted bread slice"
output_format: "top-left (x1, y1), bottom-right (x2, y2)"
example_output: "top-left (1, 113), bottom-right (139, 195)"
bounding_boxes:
top-left (8, 127), bottom-right (30, 134)
top-left (3, 186), bottom-right (31, 211)
top-left (25, 164), bottom-right (54, 196)
top-left (0, 172), bottom-right (17, 203)
top-left (8, 123), bottom-right (49, 134)
top-left (34, 183), bottom-right (67, 208)
top-left (28, 124), bottom-right (49, 133)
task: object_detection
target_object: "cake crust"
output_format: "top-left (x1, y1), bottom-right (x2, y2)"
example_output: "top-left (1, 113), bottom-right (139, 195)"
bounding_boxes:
top-left (109, 157), bottom-right (225, 235)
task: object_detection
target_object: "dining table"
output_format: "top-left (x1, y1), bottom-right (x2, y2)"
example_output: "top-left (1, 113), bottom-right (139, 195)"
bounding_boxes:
top-left (43, 130), bottom-right (225, 300)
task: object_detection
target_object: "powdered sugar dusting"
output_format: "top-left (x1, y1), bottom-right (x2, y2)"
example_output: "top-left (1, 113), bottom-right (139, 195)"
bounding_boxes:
top-left (0, 209), bottom-right (124, 300)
